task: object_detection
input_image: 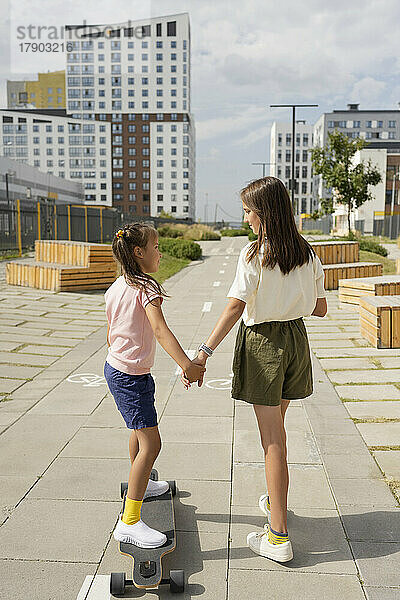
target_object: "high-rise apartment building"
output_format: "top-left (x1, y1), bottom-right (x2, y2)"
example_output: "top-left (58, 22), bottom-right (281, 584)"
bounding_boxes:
top-left (7, 71), bottom-right (66, 109)
top-left (270, 121), bottom-right (314, 215)
top-left (65, 13), bottom-right (195, 218)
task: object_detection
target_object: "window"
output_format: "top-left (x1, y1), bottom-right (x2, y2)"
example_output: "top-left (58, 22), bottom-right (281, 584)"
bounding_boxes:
top-left (171, 53), bottom-right (177, 61)
top-left (353, 121), bottom-right (361, 128)
top-left (302, 182), bottom-right (307, 194)
top-left (328, 121), bottom-right (334, 128)
top-left (285, 150), bottom-right (291, 162)
top-left (389, 132), bottom-right (396, 139)
top-left (142, 136), bottom-right (149, 144)
top-left (302, 134), bottom-right (308, 146)
top-left (167, 21), bottom-right (176, 36)
top-left (156, 23), bottom-right (162, 36)
top-left (388, 120), bottom-right (396, 128)
top-left (377, 121), bottom-right (383, 128)
top-left (366, 121), bottom-right (372, 128)
top-left (286, 133), bottom-right (291, 146)
top-left (156, 53), bottom-right (163, 60)
top-left (296, 133), bottom-right (300, 147)
top-left (278, 133), bottom-right (282, 146)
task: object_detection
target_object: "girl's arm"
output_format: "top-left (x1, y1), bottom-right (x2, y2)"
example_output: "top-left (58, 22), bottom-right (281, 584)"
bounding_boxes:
top-left (107, 322), bottom-right (110, 347)
top-left (145, 298), bottom-right (205, 383)
top-left (311, 297), bottom-right (327, 317)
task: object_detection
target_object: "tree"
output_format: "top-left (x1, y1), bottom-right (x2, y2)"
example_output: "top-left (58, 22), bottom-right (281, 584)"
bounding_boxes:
top-left (310, 130), bottom-right (382, 234)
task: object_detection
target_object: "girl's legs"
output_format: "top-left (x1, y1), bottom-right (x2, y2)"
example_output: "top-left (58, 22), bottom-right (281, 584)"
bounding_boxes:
top-left (253, 403), bottom-right (289, 534)
top-left (127, 425), bottom-right (161, 501)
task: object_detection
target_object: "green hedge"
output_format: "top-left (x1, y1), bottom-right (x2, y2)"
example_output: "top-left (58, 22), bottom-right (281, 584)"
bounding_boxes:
top-left (158, 237), bottom-right (202, 260)
top-left (358, 238), bottom-right (388, 257)
top-left (157, 226), bottom-right (184, 238)
top-left (220, 228), bottom-right (249, 237)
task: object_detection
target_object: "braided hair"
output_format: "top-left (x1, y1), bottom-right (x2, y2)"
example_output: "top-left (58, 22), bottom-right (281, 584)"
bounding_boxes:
top-left (112, 223), bottom-right (168, 300)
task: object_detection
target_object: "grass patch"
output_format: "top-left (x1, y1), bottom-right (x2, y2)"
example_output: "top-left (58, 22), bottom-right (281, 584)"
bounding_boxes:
top-left (151, 253), bottom-right (190, 285)
top-left (0, 250), bottom-right (31, 262)
top-left (0, 396), bottom-right (12, 402)
top-left (352, 417), bottom-right (400, 424)
top-left (368, 445), bottom-right (400, 451)
top-left (359, 250), bottom-right (396, 274)
top-left (342, 398), bottom-right (400, 402)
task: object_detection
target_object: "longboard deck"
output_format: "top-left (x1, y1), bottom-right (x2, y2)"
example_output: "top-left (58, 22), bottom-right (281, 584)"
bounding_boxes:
top-left (119, 488), bottom-right (176, 589)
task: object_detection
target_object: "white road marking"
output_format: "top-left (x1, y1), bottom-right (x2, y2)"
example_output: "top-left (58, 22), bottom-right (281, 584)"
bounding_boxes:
top-left (202, 301), bottom-right (212, 312)
top-left (219, 270), bottom-right (225, 274)
top-left (223, 263), bottom-right (227, 266)
top-left (225, 256), bottom-right (230, 259)
top-left (213, 281), bottom-right (221, 287)
top-left (175, 349), bottom-right (196, 375)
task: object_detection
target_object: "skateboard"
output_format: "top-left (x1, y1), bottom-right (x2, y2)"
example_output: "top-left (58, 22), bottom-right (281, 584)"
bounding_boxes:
top-left (110, 469), bottom-right (185, 595)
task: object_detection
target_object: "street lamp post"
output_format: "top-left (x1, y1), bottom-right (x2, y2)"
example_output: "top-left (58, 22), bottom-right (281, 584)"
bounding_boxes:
top-left (251, 162), bottom-right (275, 178)
top-left (270, 104), bottom-right (318, 213)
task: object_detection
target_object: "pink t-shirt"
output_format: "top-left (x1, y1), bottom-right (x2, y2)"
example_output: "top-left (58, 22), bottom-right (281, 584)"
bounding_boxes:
top-left (104, 275), bottom-right (162, 375)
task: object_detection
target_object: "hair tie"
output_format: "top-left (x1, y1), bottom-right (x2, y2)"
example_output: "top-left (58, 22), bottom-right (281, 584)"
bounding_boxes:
top-left (116, 229), bottom-right (124, 239)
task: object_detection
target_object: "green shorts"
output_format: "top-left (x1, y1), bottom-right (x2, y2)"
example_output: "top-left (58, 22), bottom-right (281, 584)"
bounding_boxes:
top-left (231, 318), bottom-right (313, 406)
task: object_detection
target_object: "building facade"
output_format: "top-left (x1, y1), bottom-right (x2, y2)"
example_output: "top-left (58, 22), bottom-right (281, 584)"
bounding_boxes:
top-left (0, 109), bottom-right (112, 205)
top-left (270, 121), bottom-right (314, 215)
top-left (7, 71), bottom-right (66, 109)
top-left (313, 103), bottom-right (400, 211)
top-left (65, 13), bottom-right (195, 219)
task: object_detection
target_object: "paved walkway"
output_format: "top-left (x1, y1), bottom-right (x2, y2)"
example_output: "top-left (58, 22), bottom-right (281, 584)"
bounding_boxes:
top-left (0, 237), bottom-right (399, 600)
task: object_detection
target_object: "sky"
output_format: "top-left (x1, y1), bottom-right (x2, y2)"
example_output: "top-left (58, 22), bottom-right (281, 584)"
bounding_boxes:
top-left (1, 0), bottom-right (400, 221)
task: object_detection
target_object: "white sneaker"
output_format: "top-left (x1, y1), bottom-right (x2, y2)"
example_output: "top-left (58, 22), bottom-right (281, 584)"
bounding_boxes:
top-left (114, 516), bottom-right (167, 548)
top-left (247, 524), bottom-right (293, 562)
top-left (144, 479), bottom-right (170, 499)
top-left (259, 494), bottom-right (271, 522)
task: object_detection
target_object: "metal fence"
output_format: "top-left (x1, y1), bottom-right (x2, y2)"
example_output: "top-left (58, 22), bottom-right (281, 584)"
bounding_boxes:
top-left (0, 200), bottom-right (120, 253)
top-left (300, 216), bottom-right (332, 234)
top-left (373, 216), bottom-right (400, 240)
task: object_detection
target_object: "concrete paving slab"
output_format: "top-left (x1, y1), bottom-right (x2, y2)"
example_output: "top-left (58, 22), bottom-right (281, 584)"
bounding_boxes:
top-left (345, 401), bottom-right (400, 419)
top-left (170, 479), bottom-right (231, 533)
top-left (0, 325), bottom-right (53, 336)
top-left (0, 364), bottom-right (42, 378)
top-left (29, 384), bottom-right (107, 416)
top-left (18, 344), bottom-right (71, 356)
top-left (0, 474), bottom-right (38, 525)
top-left (163, 390), bottom-right (234, 417)
top-left (373, 451), bottom-right (400, 480)
top-left (154, 442), bottom-right (232, 481)
top-left (350, 541), bottom-right (400, 587)
top-left (228, 570), bottom-right (365, 600)
top-left (0, 559), bottom-right (97, 600)
top-left (232, 463), bottom-right (335, 509)
top-left (60, 426), bottom-right (129, 459)
top-left (0, 414), bottom-right (84, 476)
top-left (314, 348), bottom-right (400, 358)
top-left (322, 453), bottom-right (382, 479)
top-left (0, 351), bottom-right (56, 366)
top-left (330, 478), bottom-right (397, 507)
top-left (356, 422), bottom-right (400, 447)
top-left (158, 415), bottom-right (233, 444)
top-left (29, 457), bottom-right (129, 501)
top-left (230, 506), bottom-right (357, 574)
top-left (83, 397), bottom-right (126, 428)
top-left (376, 357), bottom-right (400, 369)
top-left (0, 341), bottom-right (24, 351)
top-left (340, 506), bottom-right (400, 542)
top-left (0, 498), bottom-right (119, 562)
top-left (330, 370), bottom-right (400, 384)
top-left (319, 358), bottom-right (376, 370)
top-left (364, 587), bottom-right (400, 600)
top-left (309, 339), bottom-right (357, 348)
top-left (0, 378), bottom-right (24, 394)
top-left (336, 385), bottom-right (400, 401)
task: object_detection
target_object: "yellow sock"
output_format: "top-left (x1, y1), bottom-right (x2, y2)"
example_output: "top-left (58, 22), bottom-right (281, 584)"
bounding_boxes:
top-left (122, 497), bottom-right (142, 525)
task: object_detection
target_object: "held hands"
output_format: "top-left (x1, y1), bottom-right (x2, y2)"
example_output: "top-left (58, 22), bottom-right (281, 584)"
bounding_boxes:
top-left (181, 354), bottom-right (207, 389)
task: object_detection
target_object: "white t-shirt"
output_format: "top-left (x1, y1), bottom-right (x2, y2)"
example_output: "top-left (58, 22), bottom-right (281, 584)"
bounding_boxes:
top-left (227, 241), bottom-right (326, 326)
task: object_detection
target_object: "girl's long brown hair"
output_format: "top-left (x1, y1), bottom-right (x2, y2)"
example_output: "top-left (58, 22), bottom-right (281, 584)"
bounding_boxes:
top-left (242, 177), bottom-right (315, 274)
top-left (111, 223), bottom-right (168, 300)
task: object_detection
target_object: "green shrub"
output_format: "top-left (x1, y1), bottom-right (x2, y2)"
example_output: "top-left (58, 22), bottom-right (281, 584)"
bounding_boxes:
top-left (358, 238), bottom-right (387, 256)
top-left (157, 226), bottom-right (183, 238)
top-left (158, 237), bottom-right (202, 260)
top-left (220, 228), bottom-right (249, 237)
top-left (248, 231), bottom-right (257, 241)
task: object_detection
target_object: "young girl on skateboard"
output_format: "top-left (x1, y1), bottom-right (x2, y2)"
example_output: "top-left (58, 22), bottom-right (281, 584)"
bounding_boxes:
top-left (185, 176), bottom-right (327, 562)
top-left (104, 223), bottom-right (205, 548)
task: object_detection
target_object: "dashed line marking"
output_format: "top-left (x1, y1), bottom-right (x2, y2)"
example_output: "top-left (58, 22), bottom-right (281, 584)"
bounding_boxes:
top-left (175, 349), bottom-right (196, 375)
top-left (213, 281), bottom-right (221, 287)
top-left (202, 302), bottom-right (212, 312)
top-left (219, 270), bottom-right (225, 274)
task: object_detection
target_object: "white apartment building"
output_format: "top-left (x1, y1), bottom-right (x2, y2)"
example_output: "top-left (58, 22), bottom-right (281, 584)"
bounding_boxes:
top-left (0, 108), bottom-right (112, 205)
top-left (270, 121), bottom-right (314, 215)
top-left (65, 13), bottom-right (195, 219)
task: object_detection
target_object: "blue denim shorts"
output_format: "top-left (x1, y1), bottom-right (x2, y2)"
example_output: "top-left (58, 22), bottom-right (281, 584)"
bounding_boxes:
top-left (104, 362), bottom-right (158, 430)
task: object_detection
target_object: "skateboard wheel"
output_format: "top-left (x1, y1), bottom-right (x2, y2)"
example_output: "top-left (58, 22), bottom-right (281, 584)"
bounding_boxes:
top-left (120, 482), bottom-right (128, 499)
top-left (168, 480), bottom-right (177, 497)
top-left (110, 572), bottom-right (126, 596)
top-left (150, 468), bottom-right (158, 481)
top-left (169, 569), bottom-right (185, 593)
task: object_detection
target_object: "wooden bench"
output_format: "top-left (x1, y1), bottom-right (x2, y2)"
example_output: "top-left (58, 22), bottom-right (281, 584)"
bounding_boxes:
top-left (6, 240), bottom-right (118, 292)
top-left (359, 295), bottom-right (400, 348)
top-left (323, 262), bottom-right (382, 290)
top-left (339, 275), bottom-right (400, 306)
top-left (310, 241), bottom-right (359, 265)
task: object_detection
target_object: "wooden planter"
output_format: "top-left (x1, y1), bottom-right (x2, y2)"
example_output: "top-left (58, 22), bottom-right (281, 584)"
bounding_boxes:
top-left (339, 275), bottom-right (400, 306)
top-left (323, 262), bottom-right (383, 290)
top-left (310, 241), bottom-right (359, 265)
top-left (359, 295), bottom-right (400, 348)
